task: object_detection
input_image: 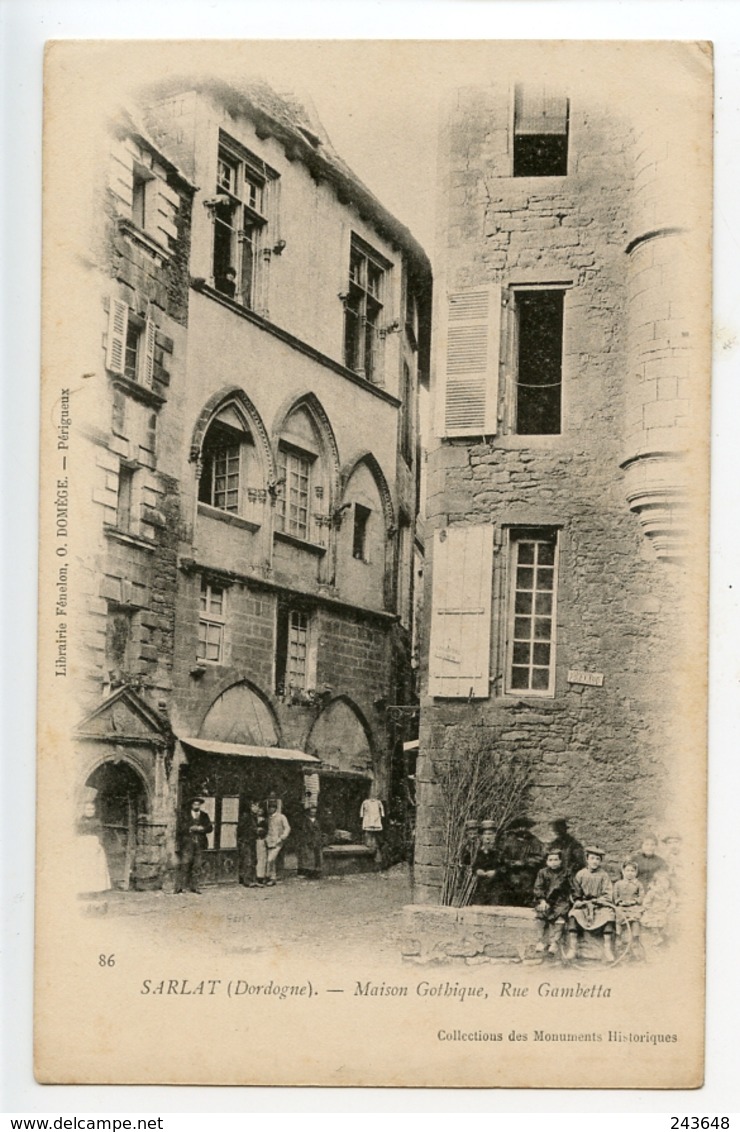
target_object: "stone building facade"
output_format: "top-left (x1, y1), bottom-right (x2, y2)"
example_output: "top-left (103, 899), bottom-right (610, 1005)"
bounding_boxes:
top-left (414, 81), bottom-right (709, 904)
top-left (73, 79), bottom-right (430, 890)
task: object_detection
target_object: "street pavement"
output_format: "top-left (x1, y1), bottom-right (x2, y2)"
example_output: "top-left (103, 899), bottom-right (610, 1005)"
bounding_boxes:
top-left (91, 863), bottom-right (413, 964)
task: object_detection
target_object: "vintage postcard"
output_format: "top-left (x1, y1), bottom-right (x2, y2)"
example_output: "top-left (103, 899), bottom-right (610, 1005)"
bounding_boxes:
top-left (35, 39), bottom-right (711, 1088)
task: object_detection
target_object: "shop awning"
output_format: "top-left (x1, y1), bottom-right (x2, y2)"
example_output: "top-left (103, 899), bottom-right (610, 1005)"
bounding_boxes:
top-left (178, 736), bottom-right (321, 764)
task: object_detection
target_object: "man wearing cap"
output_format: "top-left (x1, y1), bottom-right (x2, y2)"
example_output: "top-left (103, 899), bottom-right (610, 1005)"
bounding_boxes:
top-left (174, 796), bottom-right (213, 894)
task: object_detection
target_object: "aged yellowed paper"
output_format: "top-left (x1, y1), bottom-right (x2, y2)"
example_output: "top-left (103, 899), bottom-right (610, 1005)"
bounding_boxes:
top-left (36, 39), bottom-right (711, 1087)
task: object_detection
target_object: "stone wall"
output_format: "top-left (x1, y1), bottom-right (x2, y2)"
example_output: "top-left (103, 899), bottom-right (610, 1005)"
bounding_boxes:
top-left (402, 904), bottom-right (541, 965)
top-left (415, 85), bottom-right (696, 905)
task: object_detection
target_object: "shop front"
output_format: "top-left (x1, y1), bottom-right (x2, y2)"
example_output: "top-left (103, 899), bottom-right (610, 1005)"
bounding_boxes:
top-left (306, 695), bottom-right (383, 874)
top-left (175, 736), bottom-right (321, 884)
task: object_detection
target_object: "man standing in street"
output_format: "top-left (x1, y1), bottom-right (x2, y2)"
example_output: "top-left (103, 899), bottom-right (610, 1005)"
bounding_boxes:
top-left (264, 797), bottom-right (291, 887)
top-left (175, 796), bottom-right (213, 894)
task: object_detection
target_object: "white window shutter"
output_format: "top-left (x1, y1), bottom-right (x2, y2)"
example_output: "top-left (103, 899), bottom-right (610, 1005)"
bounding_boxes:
top-left (437, 285), bottom-right (501, 437)
top-left (141, 318), bottom-right (156, 386)
top-left (106, 299), bottom-right (128, 374)
top-left (109, 141), bottom-right (134, 214)
top-left (146, 178), bottom-right (179, 247)
top-left (427, 525), bottom-right (493, 698)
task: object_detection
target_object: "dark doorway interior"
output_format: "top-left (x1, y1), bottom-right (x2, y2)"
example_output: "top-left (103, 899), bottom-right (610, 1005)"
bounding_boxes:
top-left (85, 760), bottom-right (147, 890)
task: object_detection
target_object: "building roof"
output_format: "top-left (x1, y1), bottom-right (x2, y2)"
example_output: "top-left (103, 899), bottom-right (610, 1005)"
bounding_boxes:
top-left (141, 76), bottom-right (431, 286)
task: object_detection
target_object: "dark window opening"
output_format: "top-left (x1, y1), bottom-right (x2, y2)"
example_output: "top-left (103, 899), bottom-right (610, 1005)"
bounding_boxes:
top-left (513, 86), bottom-right (569, 178)
top-left (400, 361), bottom-right (413, 465)
top-left (131, 169), bottom-right (149, 229)
top-left (111, 388), bottom-right (126, 436)
top-left (116, 466), bottom-right (134, 531)
top-left (106, 607), bottom-right (133, 674)
top-left (515, 290), bottom-right (564, 435)
top-left (352, 504), bottom-right (371, 561)
top-left (123, 320), bottom-right (141, 382)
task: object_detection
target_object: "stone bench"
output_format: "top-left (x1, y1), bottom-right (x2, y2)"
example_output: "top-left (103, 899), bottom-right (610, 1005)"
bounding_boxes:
top-left (322, 844), bottom-right (378, 875)
top-left (401, 903), bottom-right (542, 964)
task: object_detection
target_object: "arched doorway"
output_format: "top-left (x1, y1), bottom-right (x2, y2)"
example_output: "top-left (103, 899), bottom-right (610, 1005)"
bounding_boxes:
top-left (181, 681), bottom-right (294, 884)
top-left (85, 761), bottom-right (148, 890)
top-left (307, 697), bottom-right (374, 845)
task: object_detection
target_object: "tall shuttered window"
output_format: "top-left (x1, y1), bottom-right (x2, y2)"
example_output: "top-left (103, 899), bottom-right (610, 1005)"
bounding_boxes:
top-left (437, 286), bottom-right (501, 438)
top-left (427, 525), bottom-right (494, 699)
top-left (106, 299), bottom-right (156, 387)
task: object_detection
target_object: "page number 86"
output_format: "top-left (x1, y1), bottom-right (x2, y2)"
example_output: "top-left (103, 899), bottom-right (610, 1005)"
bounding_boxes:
top-left (98, 954), bottom-right (115, 967)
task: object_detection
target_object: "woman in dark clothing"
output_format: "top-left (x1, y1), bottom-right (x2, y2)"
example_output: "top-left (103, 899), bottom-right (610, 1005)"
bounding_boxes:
top-left (471, 827), bottom-right (503, 905)
top-left (495, 817), bottom-right (544, 906)
top-left (298, 806), bottom-right (324, 879)
top-left (547, 818), bottom-right (586, 878)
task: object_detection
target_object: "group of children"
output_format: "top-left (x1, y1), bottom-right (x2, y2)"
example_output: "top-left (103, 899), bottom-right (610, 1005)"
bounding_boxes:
top-left (470, 822), bottom-right (680, 964)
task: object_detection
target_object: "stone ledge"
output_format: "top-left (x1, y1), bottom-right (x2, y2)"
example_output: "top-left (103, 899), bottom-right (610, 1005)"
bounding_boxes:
top-left (402, 903), bottom-right (540, 963)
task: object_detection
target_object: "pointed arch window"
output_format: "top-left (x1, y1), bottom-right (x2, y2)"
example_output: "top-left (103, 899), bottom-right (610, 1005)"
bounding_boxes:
top-left (198, 406), bottom-right (255, 517)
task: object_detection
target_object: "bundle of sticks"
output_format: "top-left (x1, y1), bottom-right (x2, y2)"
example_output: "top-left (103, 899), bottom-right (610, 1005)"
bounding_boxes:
top-left (438, 745), bottom-right (531, 907)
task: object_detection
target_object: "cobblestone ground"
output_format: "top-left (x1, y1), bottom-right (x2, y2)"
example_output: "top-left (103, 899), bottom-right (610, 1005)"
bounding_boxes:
top-left (91, 864), bottom-right (413, 964)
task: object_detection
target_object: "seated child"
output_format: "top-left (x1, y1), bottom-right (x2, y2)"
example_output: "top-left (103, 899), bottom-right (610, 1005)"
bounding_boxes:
top-left (641, 869), bottom-right (676, 949)
top-left (613, 860), bottom-right (645, 960)
top-left (564, 845), bottom-right (616, 962)
top-left (533, 847), bottom-right (572, 955)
